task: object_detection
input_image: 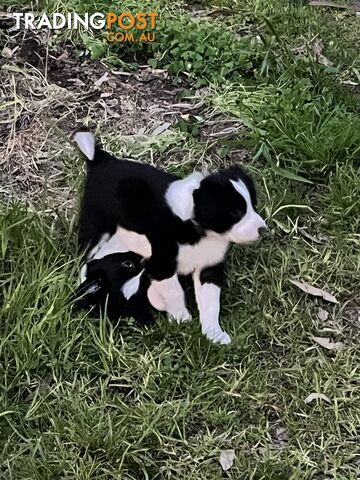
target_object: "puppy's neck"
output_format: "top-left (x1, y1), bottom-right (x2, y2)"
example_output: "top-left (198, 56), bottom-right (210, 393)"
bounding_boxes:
top-left (165, 172), bottom-right (205, 221)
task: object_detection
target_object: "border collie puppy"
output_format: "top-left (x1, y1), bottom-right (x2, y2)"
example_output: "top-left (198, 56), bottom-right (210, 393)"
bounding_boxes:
top-left (75, 132), bottom-right (266, 344)
top-left (74, 251), bottom-right (153, 325)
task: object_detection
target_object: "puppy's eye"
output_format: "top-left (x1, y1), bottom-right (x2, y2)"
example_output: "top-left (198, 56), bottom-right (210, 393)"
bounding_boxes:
top-left (121, 260), bottom-right (135, 270)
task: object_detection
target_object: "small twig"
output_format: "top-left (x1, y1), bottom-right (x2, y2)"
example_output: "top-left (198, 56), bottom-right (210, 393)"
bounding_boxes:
top-left (309, 0), bottom-right (360, 11)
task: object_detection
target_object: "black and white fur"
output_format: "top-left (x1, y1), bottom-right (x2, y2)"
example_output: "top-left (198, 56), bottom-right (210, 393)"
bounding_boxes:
top-left (75, 132), bottom-right (266, 344)
top-left (73, 251), bottom-right (153, 325)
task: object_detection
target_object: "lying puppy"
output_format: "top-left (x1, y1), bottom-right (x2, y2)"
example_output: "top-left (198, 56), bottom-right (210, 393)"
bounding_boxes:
top-left (75, 131), bottom-right (266, 344)
top-left (74, 251), bottom-right (153, 325)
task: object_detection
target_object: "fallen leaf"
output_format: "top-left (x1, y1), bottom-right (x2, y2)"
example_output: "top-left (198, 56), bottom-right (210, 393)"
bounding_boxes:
top-left (68, 78), bottom-right (86, 87)
top-left (94, 72), bottom-right (109, 87)
top-left (219, 449), bottom-right (235, 471)
top-left (106, 108), bottom-right (120, 119)
top-left (1, 47), bottom-right (13, 58)
top-left (152, 122), bottom-right (172, 135)
top-left (312, 336), bottom-right (344, 351)
top-left (57, 51), bottom-right (69, 61)
top-left (313, 39), bottom-right (333, 67)
top-left (317, 307), bottom-right (329, 321)
top-left (290, 280), bottom-right (338, 304)
top-left (299, 228), bottom-right (328, 244)
top-left (305, 393), bottom-right (331, 403)
top-left (271, 425), bottom-right (289, 448)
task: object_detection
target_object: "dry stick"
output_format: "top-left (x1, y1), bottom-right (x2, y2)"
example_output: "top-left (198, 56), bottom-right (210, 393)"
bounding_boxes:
top-left (309, 0), bottom-right (360, 11)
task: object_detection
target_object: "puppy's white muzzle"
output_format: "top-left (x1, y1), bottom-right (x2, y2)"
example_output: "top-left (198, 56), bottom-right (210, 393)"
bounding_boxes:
top-left (227, 212), bottom-right (266, 244)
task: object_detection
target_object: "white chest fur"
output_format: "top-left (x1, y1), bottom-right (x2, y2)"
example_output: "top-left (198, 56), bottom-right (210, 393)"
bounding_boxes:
top-left (177, 235), bottom-right (229, 275)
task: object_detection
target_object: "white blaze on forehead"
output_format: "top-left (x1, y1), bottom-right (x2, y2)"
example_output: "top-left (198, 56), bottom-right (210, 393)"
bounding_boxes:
top-left (228, 178), bottom-right (266, 244)
top-left (230, 178), bottom-right (253, 205)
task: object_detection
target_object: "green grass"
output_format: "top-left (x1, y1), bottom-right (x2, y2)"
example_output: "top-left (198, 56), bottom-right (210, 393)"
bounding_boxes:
top-left (1, 0), bottom-right (360, 478)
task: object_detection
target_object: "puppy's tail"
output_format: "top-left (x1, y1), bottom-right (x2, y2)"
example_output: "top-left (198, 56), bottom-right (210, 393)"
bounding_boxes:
top-left (75, 131), bottom-right (97, 162)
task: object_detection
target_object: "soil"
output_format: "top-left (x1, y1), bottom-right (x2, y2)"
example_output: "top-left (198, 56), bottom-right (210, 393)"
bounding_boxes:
top-left (0, 25), bottom-right (186, 206)
top-left (0, 22), bottom-right (247, 208)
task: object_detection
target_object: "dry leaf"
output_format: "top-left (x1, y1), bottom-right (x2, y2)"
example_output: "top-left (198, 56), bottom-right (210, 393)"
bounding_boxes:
top-left (312, 336), bottom-right (344, 351)
top-left (219, 449), bottom-right (235, 471)
top-left (106, 108), bottom-right (120, 119)
top-left (68, 78), bottom-right (86, 87)
top-left (152, 122), bottom-right (172, 135)
top-left (317, 307), bottom-right (329, 321)
top-left (299, 228), bottom-right (328, 244)
top-left (2, 47), bottom-right (13, 58)
top-left (305, 393), bottom-right (331, 404)
top-left (94, 72), bottom-right (109, 87)
top-left (57, 51), bottom-right (69, 61)
top-left (313, 39), bottom-right (333, 67)
top-left (290, 280), bottom-right (338, 304)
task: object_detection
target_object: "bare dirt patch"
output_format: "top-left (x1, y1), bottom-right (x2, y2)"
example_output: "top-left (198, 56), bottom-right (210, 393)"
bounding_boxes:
top-left (0, 28), bottom-right (186, 208)
top-left (0, 25), bottom-right (249, 210)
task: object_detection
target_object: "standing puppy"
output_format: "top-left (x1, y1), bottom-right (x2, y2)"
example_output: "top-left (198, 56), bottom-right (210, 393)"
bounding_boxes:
top-left (75, 132), bottom-right (266, 344)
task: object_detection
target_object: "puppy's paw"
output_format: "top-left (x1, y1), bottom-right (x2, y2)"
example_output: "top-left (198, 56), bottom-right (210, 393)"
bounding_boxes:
top-left (147, 284), bottom-right (167, 311)
top-left (203, 328), bottom-right (231, 345)
top-left (169, 308), bottom-right (192, 324)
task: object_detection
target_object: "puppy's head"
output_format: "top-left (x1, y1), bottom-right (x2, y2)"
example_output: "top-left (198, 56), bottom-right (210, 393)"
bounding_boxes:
top-left (74, 252), bottom-right (144, 313)
top-left (193, 166), bottom-right (266, 244)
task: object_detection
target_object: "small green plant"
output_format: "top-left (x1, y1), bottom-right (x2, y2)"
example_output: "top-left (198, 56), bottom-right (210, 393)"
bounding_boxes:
top-left (148, 17), bottom-right (262, 86)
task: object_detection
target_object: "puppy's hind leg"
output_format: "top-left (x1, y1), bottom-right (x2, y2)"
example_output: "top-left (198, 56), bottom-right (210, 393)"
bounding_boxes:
top-left (145, 240), bottom-right (191, 323)
top-left (148, 275), bottom-right (191, 323)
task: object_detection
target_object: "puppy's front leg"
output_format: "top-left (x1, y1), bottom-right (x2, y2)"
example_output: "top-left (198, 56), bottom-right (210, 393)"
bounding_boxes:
top-left (193, 265), bottom-right (231, 345)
